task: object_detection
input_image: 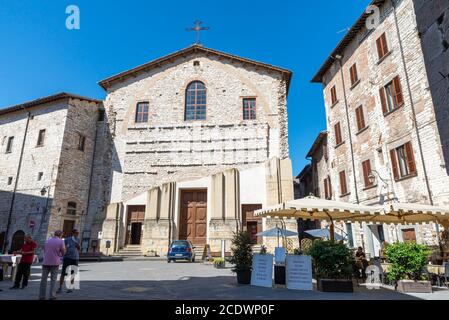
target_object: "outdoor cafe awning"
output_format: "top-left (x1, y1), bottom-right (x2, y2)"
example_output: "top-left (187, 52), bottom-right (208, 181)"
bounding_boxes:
top-left (254, 196), bottom-right (449, 225)
top-left (352, 202), bottom-right (449, 225)
top-left (254, 196), bottom-right (380, 222)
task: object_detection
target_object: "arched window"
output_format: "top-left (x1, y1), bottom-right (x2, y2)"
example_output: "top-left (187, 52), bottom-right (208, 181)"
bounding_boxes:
top-left (67, 202), bottom-right (77, 215)
top-left (185, 81), bottom-right (206, 120)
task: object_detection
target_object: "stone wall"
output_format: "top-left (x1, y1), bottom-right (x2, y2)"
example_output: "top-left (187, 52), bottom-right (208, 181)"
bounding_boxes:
top-left (49, 98), bottom-right (102, 240)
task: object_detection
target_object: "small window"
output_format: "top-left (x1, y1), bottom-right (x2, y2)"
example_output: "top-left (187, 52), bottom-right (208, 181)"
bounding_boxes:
top-left (7, 177), bottom-right (13, 185)
top-left (37, 129), bottom-right (46, 147)
top-left (67, 202), bottom-right (77, 215)
top-left (362, 160), bottom-right (374, 188)
top-left (78, 134), bottom-right (86, 151)
top-left (193, 61), bottom-right (200, 67)
top-left (334, 122), bottom-right (343, 146)
top-left (376, 33), bottom-right (389, 61)
top-left (339, 170), bottom-right (348, 195)
top-left (390, 142), bottom-right (417, 180)
top-left (135, 102), bottom-right (149, 123)
top-left (379, 76), bottom-right (404, 114)
top-left (355, 106), bottom-right (366, 132)
top-left (349, 63), bottom-right (359, 86)
top-left (243, 98), bottom-right (256, 120)
top-left (37, 172), bottom-right (43, 181)
top-left (6, 136), bottom-right (14, 153)
top-left (330, 85), bottom-right (337, 106)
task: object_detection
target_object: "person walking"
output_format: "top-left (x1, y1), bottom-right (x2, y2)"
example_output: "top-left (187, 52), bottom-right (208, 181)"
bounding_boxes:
top-left (39, 230), bottom-right (65, 300)
top-left (10, 234), bottom-right (37, 290)
top-left (57, 229), bottom-right (80, 293)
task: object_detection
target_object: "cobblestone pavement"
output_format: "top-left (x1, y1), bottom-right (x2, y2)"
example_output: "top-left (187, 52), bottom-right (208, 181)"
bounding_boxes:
top-left (0, 260), bottom-right (448, 300)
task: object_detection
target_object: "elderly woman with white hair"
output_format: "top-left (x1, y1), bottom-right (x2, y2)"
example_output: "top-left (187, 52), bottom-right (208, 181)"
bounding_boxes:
top-left (39, 230), bottom-right (66, 300)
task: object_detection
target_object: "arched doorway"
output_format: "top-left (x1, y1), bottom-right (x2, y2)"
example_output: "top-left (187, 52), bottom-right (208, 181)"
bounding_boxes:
top-left (11, 230), bottom-right (25, 252)
top-left (0, 232), bottom-right (5, 253)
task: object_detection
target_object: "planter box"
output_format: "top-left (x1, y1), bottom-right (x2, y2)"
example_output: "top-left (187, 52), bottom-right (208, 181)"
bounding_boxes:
top-left (397, 280), bottom-right (432, 293)
top-left (317, 279), bottom-right (353, 292)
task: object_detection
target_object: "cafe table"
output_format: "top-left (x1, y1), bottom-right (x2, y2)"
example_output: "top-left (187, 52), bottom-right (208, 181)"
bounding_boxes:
top-left (0, 254), bottom-right (39, 282)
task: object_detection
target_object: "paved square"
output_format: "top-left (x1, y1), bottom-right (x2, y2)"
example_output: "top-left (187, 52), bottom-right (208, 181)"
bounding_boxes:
top-left (1, 260), bottom-right (448, 300)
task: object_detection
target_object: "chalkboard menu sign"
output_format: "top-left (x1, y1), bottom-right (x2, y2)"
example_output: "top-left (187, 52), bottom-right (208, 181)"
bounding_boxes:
top-left (286, 255), bottom-right (313, 291)
top-left (250, 254), bottom-right (274, 288)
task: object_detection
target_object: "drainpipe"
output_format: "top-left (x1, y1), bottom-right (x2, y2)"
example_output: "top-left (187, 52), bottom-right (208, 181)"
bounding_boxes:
top-left (392, 0), bottom-right (433, 205)
top-left (333, 56), bottom-right (360, 205)
top-left (3, 110), bottom-right (31, 253)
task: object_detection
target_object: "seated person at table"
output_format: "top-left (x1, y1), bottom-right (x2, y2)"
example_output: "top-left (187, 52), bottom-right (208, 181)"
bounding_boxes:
top-left (355, 247), bottom-right (369, 279)
top-left (10, 234), bottom-right (37, 289)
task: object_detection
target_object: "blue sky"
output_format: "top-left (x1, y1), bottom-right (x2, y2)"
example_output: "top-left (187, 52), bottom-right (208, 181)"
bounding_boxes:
top-left (0, 0), bottom-right (369, 174)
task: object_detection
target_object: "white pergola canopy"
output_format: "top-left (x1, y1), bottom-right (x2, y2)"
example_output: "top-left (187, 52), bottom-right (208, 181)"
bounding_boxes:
top-left (255, 196), bottom-right (449, 225)
top-left (254, 196), bottom-right (381, 222)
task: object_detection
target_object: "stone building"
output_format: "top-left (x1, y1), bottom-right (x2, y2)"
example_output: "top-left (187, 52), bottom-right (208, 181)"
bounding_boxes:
top-left (0, 93), bottom-right (105, 254)
top-left (308, 0), bottom-right (449, 257)
top-left (97, 45), bottom-right (295, 256)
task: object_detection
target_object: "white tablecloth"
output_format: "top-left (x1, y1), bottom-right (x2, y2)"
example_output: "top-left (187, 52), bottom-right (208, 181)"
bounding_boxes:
top-left (0, 254), bottom-right (39, 266)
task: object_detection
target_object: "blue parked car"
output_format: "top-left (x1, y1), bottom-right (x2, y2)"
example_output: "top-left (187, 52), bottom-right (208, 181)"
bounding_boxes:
top-left (167, 240), bottom-right (196, 263)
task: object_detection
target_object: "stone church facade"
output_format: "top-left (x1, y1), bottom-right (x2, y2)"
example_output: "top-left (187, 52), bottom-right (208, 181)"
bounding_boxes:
top-left (0, 46), bottom-right (296, 256)
top-left (97, 45), bottom-right (295, 255)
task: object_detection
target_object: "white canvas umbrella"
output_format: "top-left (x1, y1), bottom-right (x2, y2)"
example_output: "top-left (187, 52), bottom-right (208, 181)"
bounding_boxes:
top-left (256, 227), bottom-right (298, 247)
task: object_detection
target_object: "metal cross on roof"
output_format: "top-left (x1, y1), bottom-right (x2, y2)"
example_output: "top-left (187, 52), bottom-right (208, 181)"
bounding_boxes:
top-left (186, 21), bottom-right (210, 45)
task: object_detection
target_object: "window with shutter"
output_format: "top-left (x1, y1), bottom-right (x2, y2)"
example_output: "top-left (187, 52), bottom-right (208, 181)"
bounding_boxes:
top-left (334, 122), bottom-right (343, 146)
top-left (339, 170), bottom-right (348, 195)
top-left (330, 86), bottom-right (337, 106)
top-left (391, 142), bottom-right (417, 180)
top-left (381, 76), bottom-right (403, 114)
top-left (376, 33), bottom-right (389, 60)
top-left (392, 76), bottom-right (404, 107)
top-left (362, 160), bottom-right (373, 188)
top-left (390, 148), bottom-right (400, 180)
top-left (350, 64), bottom-right (359, 87)
top-left (404, 142), bottom-right (416, 175)
top-left (355, 106), bottom-right (366, 132)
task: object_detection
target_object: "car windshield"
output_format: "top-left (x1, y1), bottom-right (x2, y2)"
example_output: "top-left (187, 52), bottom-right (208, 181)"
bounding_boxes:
top-left (172, 241), bottom-right (189, 247)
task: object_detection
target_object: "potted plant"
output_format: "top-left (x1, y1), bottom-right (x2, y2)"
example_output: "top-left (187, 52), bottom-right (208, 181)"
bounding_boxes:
top-left (384, 242), bottom-right (432, 293)
top-left (308, 240), bottom-right (354, 292)
top-left (229, 231), bottom-right (253, 284)
top-left (213, 257), bottom-right (226, 269)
